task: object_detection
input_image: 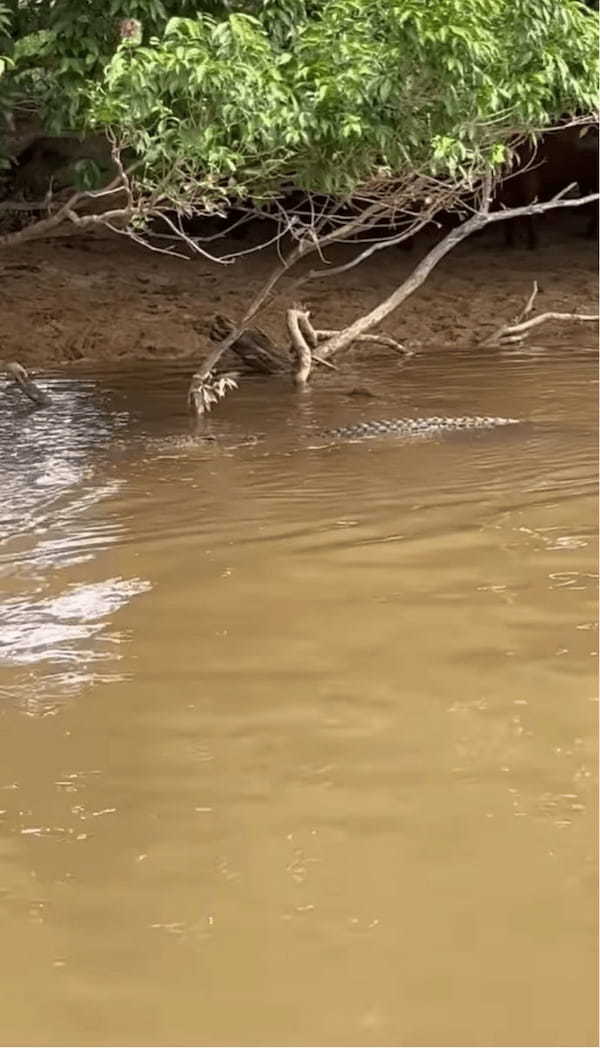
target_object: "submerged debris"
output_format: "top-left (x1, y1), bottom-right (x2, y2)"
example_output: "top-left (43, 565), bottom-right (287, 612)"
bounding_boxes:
top-left (345, 387), bottom-right (379, 398)
top-left (2, 360), bottom-right (51, 407)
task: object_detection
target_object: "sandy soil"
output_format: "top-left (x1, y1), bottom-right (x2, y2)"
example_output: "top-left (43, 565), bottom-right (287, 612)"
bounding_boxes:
top-left (0, 214), bottom-right (597, 372)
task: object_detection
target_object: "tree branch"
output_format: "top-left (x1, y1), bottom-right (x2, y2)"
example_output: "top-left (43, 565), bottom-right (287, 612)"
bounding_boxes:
top-left (313, 330), bottom-right (411, 355)
top-left (0, 154), bottom-right (136, 250)
top-left (316, 191), bottom-right (599, 359)
top-left (481, 310), bottom-right (598, 347)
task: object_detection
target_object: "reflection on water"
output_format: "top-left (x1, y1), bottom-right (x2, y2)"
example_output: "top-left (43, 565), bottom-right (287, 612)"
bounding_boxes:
top-left (0, 380), bottom-right (149, 706)
top-left (1, 575), bottom-right (151, 667)
top-left (0, 348), bottom-right (597, 1046)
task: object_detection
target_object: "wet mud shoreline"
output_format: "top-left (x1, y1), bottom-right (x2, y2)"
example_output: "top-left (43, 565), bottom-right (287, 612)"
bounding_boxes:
top-left (1, 216), bottom-right (597, 374)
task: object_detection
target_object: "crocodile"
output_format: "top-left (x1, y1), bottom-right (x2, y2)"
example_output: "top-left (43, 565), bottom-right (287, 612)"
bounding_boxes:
top-left (1, 362), bottom-right (521, 443)
top-left (325, 416), bottom-right (520, 440)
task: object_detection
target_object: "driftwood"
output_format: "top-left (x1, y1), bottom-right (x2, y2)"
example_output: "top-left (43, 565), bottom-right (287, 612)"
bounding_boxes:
top-left (210, 314), bottom-right (288, 374)
top-left (1, 360), bottom-right (50, 406)
top-left (480, 282), bottom-right (599, 346)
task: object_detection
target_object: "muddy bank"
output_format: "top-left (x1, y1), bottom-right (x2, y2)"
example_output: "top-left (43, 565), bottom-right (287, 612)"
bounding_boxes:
top-left (0, 217), bottom-right (597, 371)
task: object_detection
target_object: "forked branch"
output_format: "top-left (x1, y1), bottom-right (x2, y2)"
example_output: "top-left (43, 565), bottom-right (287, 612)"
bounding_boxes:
top-left (481, 309), bottom-right (599, 346)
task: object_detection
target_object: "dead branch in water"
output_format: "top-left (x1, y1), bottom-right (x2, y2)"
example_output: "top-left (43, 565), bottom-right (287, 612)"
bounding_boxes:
top-left (312, 354), bottom-right (338, 371)
top-left (185, 175), bottom-right (461, 401)
top-left (313, 189), bottom-right (598, 359)
top-left (190, 188), bottom-right (598, 399)
top-left (1, 360), bottom-right (50, 406)
top-left (313, 329), bottom-right (410, 356)
top-left (480, 278), bottom-right (598, 345)
top-left (296, 309), bottom-right (319, 350)
top-left (287, 307), bottom-right (313, 386)
top-left (481, 308), bottom-right (599, 346)
top-left (209, 312), bottom-right (339, 375)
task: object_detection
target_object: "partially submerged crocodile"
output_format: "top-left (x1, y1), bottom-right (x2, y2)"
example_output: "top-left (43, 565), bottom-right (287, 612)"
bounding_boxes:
top-left (325, 415), bottom-right (520, 440)
top-left (2, 363), bottom-right (521, 443)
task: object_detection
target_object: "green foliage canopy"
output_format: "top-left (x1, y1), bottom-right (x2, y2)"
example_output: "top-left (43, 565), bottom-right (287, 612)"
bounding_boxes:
top-left (1, 0), bottom-right (598, 206)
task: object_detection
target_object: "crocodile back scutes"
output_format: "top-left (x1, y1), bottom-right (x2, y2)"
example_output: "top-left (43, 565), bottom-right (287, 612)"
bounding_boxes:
top-left (326, 416), bottom-right (520, 439)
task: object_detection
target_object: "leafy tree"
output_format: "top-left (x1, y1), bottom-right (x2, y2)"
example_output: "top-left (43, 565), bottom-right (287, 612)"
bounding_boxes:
top-left (1, 0), bottom-right (596, 193)
top-left (80, 0), bottom-right (598, 209)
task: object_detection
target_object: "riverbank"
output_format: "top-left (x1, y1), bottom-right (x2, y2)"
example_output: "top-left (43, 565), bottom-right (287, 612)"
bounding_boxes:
top-left (1, 217), bottom-right (597, 371)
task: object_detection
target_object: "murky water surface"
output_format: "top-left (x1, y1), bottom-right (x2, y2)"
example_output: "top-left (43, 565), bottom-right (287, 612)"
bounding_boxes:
top-left (0, 346), bottom-right (597, 1046)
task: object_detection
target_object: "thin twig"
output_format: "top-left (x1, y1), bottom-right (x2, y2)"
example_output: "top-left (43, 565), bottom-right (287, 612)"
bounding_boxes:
top-left (312, 354), bottom-right (338, 370)
top-left (146, 208), bottom-right (234, 264)
top-left (515, 280), bottom-right (539, 324)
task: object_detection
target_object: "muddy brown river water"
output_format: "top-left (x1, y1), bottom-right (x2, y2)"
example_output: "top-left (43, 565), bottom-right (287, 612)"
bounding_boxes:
top-left (0, 344), bottom-right (597, 1046)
